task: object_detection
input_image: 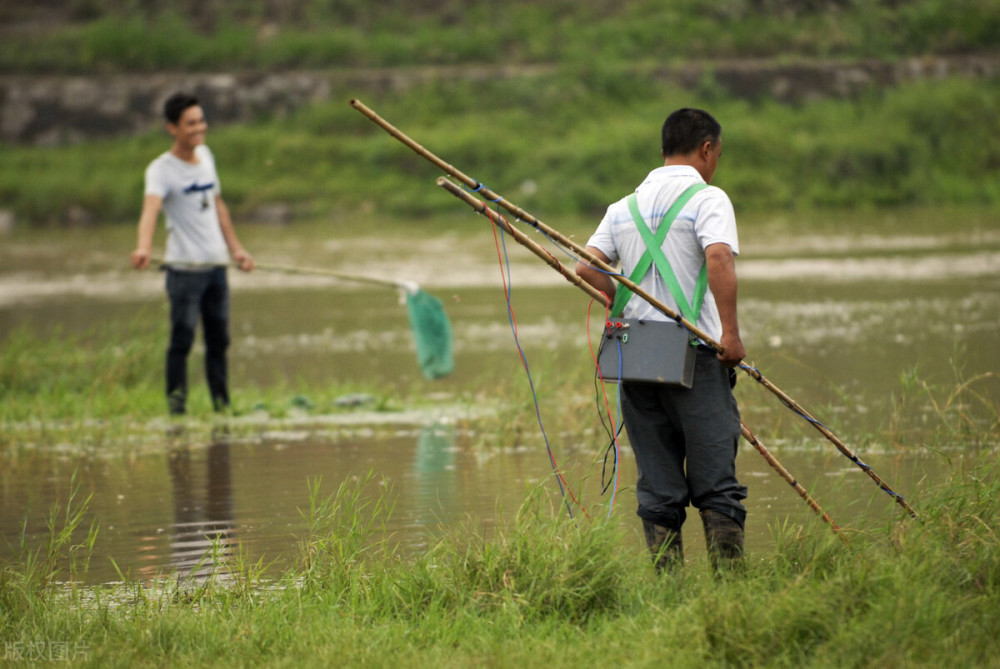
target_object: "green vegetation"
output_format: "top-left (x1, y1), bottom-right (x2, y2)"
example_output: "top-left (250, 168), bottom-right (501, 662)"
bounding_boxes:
top-left (2, 455), bottom-right (999, 667)
top-left (2, 0), bottom-right (1000, 226)
top-left (1, 3), bottom-right (998, 664)
top-left (0, 320), bottom-right (414, 450)
top-left (3, 0), bottom-right (1000, 73)
top-left (0, 321), bottom-right (164, 427)
top-left (2, 74), bottom-right (1000, 226)
top-left (2, 309), bottom-right (996, 455)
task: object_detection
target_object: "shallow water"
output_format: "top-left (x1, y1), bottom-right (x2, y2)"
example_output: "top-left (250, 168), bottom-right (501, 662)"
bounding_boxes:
top-left (0, 418), bottom-right (949, 583)
top-left (1, 212), bottom-right (998, 582)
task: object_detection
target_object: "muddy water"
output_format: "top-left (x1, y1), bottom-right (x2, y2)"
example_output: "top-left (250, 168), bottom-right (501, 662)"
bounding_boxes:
top-left (1, 215), bottom-right (998, 582)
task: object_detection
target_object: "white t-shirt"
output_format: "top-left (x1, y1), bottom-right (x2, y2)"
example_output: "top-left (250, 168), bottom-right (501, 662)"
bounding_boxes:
top-left (586, 165), bottom-right (739, 341)
top-left (144, 145), bottom-right (229, 265)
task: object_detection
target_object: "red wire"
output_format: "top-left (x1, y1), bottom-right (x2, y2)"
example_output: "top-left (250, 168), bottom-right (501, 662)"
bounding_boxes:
top-left (487, 207), bottom-right (589, 519)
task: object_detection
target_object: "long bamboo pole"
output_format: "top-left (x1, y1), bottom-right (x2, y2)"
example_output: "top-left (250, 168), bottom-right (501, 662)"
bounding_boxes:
top-left (437, 176), bottom-right (846, 539)
top-left (351, 98), bottom-right (917, 520)
top-left (153, 257), bottom-right (414, 291)
top-left (252, 261), bottom-right (414, 291)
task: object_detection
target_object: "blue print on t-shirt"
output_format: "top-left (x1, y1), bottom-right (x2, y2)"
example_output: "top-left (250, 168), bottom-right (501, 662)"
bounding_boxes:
top-left (183, 182), bottom-right (215, 210)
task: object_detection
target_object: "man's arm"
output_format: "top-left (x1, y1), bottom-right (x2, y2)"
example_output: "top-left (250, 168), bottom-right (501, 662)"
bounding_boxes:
top-left (131, 194), bottom-right (163, 270)
top-left (705, 242), bottom-right (745, 367)
top-left (215, 195), bottom-right (255, 272)
top-left (575, 247), bottom-right (616, 307)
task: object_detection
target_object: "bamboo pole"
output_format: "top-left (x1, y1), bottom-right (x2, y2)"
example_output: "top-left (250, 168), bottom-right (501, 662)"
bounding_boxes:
top-left (251, 261), bottom-right (414, 291)
top-left (739, 422), bottom-right (846, 540)
top-left (351, 98), bottom-right (917, 520)
top-left (438, 176), bottom-right (846, 539)
top-left (152, 257), bottom-right (414, 291)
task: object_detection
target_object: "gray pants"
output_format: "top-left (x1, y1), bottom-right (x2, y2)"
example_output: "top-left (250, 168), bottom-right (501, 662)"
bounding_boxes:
top-left (621, 348), bottom-right (747, 531)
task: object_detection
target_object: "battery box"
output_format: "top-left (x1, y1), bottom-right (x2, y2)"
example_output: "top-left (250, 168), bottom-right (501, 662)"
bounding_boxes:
top-left (597, 318), bottom-right (696, 388)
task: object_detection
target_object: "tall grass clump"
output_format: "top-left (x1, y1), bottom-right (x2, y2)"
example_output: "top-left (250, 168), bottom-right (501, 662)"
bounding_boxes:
top-left (407, 486), bottom-right (634, 624)
top-left (1, 472), bottom-right (98, 616)
top-left (887, 354), bottom-right (1000, 448)
top-left (292, 472), bottom-right (634, 624)
top-left (297, 469), bottom-right (396, 592)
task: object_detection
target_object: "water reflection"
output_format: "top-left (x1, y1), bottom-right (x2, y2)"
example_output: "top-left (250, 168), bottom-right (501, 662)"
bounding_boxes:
top-left (0, 409), bottom-right (955, 585)
top-left (408, 423), bottom-right (458, 534)
top-left (166, 429), bottom-right (236, 580)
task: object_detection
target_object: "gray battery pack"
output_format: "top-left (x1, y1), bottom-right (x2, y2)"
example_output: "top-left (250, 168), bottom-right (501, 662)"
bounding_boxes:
top-left (597, 318), bottom-right (696, 388)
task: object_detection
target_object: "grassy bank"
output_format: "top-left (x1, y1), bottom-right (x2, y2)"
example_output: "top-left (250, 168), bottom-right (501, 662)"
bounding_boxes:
top-left (0, 317), bottom-right (428, 451)
top-left (4, 0), bottom-right (999, 73)
top-left (2, 307), bottom-right (996, 454)
top-left (2, 74), bottom-right (1000, 226)
top-left (1, 455), bottom-right (998, 667)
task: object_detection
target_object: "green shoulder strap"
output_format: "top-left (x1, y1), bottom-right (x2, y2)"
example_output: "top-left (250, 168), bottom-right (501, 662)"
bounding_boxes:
top-left (609, 184), bottom-right (708, 321)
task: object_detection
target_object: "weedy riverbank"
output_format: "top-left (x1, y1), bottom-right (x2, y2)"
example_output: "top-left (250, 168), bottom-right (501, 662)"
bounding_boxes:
top-left (3, 74), bottom-right (1000, 225)
top-left (2, 210), bottom-right (998, 666)
top-left (1, 454), bottom-right (998, 668)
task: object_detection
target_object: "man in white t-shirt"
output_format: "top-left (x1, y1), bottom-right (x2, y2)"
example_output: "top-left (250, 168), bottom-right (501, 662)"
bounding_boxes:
top-left (131, 92), bottom-right (255, 416)
top-left (576, 108), bottom-right (747, 572)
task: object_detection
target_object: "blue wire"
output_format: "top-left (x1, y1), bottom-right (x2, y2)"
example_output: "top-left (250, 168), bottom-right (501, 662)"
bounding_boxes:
top-left (736, 363), bottom-right (908, 505)
top-left (739, 362), bottom-right (830, 430)
top-left (495, 209), bottom-right (575, 519)
top-left (464, 180), bottom-right (503, 203)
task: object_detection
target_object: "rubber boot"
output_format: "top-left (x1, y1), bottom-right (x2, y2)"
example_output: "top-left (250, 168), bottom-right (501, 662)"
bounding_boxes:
top-left (168, 388), bottom-right (186, 416)
top-left (700, 509), bottom-right (745, 573)
top-left (642, 520), bottom-right (683, 572)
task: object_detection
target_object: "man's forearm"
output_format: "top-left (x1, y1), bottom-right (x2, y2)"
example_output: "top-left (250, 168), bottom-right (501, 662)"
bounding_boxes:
top-left (131, 195), bottom-right (162, 269)
top-left (706, 245), bottom-right (739, 330)
top-left (215, 198), bottom-right (244, 254)
top-left (706, 243), bottom-right (744, 364)
top-left (575, 247), bottom-right (617, 305)
top-left (135, 216), bottom-right (156, 253)
top-left (215, 196), bottom-right (254, 270)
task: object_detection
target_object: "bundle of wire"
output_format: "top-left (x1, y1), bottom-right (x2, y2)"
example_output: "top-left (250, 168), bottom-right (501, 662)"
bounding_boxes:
top-left (485, 200), bottom-right (633, 520)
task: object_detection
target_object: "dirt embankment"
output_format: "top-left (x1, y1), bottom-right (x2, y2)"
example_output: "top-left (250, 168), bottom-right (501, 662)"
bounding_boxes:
top-left (3, 55), bottom-right (999, 146)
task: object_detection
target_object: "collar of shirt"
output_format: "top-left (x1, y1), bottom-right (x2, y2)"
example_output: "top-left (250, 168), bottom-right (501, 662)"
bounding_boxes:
top-left (639, 164), bottom-right (704, 188)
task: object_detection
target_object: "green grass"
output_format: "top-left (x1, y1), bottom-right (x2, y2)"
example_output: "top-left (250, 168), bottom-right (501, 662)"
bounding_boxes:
top-left (2, 307), bottom-right (995, 460)
top-left (4, 0), bottom-right (1000, 74)
top-left (3, 74), bottom-right (1000, 227)
top-left (0, 318), bottom-right (412, 451)
top-left (1, 230), bottom-right (998, 666)
top-left (2, 455), bottom-right (999, 667)
top-left (4, 0), bottom-right (1000, 228)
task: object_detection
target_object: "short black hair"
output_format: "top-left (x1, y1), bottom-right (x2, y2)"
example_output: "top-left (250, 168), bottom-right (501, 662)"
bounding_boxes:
top-left (661, 108), bottom-right (722, 156)
top-left (163, 92), bottom-right (200, 124)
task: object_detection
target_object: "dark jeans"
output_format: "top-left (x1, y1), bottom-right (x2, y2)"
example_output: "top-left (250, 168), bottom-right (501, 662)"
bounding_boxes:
top-left (165, 267), bottom-right (230, 414)
top-left (621, 348), bottom-right (747, 531)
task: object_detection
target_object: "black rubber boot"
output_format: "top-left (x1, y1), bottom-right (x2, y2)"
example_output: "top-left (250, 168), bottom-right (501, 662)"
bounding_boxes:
top-left (700, 509), bottom-right (745, 573)
top-left (642, 519), bottom-right (683, 572)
